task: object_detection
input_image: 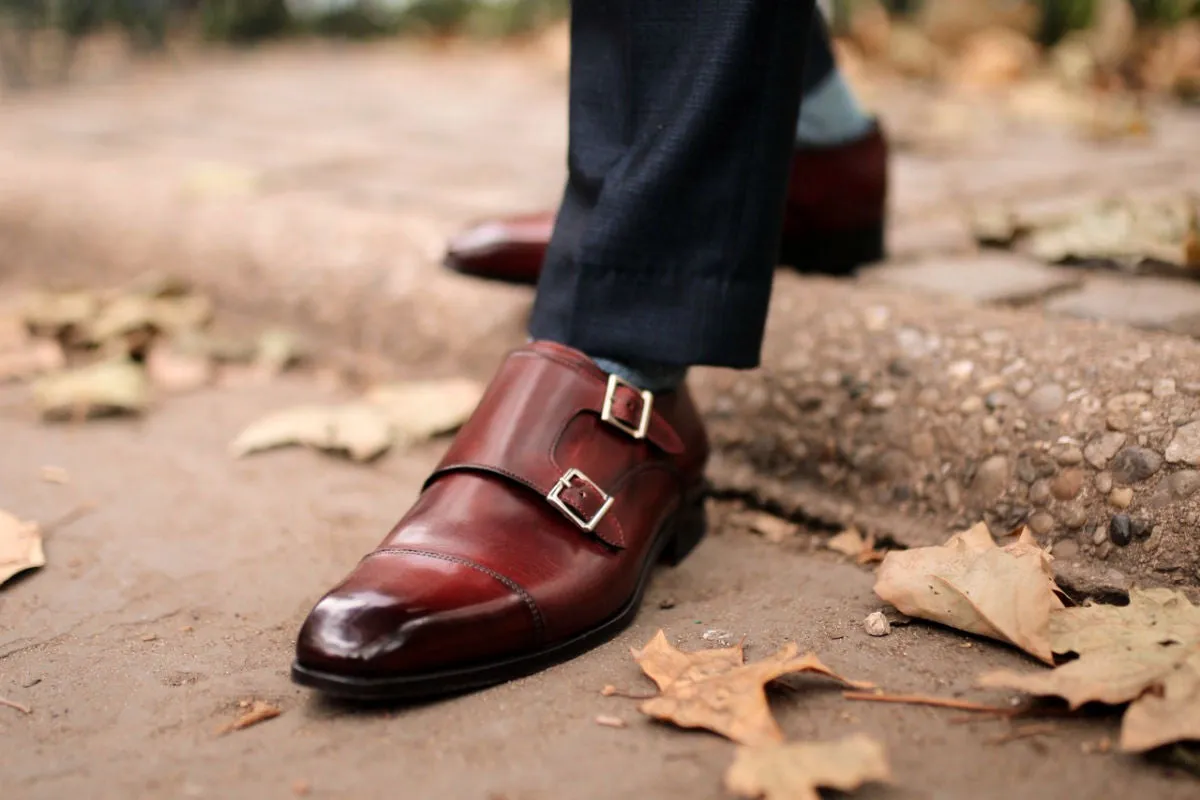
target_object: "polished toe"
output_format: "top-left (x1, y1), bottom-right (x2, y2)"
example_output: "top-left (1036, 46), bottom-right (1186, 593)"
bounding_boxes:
top-left (443, 212), bottom-right (554, 285)
top-left (296, 550), bottom-right (541, 678)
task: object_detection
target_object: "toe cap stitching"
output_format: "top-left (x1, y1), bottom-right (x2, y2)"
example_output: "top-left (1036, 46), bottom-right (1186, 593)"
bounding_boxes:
top-left (369, 547), bottom-right (545, 644)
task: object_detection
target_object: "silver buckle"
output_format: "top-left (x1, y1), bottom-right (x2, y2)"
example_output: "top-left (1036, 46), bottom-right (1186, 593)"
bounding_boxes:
top-left (601, 374), bottom-right (653, 440)
top-left (546, 468), bottom-right (613, 532)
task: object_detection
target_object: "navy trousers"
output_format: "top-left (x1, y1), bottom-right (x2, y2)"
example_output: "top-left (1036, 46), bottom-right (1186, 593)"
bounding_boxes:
top-left (528, 1), bottom-right (820, 369)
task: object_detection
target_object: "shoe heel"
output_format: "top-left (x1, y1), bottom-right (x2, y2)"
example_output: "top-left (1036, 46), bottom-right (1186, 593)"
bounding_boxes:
top-left (659, 494), bottom-right (707, 567)
top-left (779, 221), bottom-right (885, 276)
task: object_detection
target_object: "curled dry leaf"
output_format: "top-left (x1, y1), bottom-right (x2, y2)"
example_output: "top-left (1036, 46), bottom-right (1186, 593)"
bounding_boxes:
top-left (80, 293), bottom-right (214, 344)
top-left (255, 329), bottom-right (305, 375)
top-left (216, 700), bottom-right (281, 735)
top-left (826, 528), bottom-right (867, 557)
top-left (724, 734), bottom-right (892, 800)
top-left (748, 512), bottom-right (797, 544)
top-left (0, 508), bottom-right (45, 587)
top-left (20, 291), bottom-right (100, 337)
top-left (230, 403), bottom-right (394, 462)
top-left (979, 588), bottom-right (1200, 752)
top-left (364, 378), bottom-right (484, 445)
top-left (32, 360), bottom-right (151, 420)
top-left (632, 630), bottom-right (872, 746)
top-left (873, 523), bottom-right (1064, 663)
top-left (825, 528), bottom-right (884, 563)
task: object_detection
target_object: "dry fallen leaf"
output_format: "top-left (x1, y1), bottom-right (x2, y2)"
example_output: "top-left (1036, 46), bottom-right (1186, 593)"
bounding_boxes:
top-left (724, 734), bottom-right (892, 800)
top-left (632, 630), bottom-right (871, 745)
top-left (979, 588), bottom-right (1200, 752)
top-left (364, 378), bottom-right (484, 445)
top-left (216, 700), bottom-right (281, 735)
top-left (874, 523), bottom-right (1064, 663)
top-left (255, 329), bottom-right (305, 375)
top-left (39, 466), bottom-right (70, 485)
top-left (749, 512), bottom-right (797, 544)
top-left (21, 291), bottom-right (100, 337)
top-left (825, 528), bottom-right (884, 563)
top-left (32, 360), bottom-right (151, 420)
top-left (0, 508), bottom-right (45, 587)
top-left (230, 403), bottom-right (393, 462)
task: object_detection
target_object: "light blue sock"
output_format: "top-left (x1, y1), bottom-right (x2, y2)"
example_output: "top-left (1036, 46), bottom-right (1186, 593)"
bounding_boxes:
top-left (592, 356), bottom-right (687, 394)
top-left (795, 69), bottom-right (873, 147)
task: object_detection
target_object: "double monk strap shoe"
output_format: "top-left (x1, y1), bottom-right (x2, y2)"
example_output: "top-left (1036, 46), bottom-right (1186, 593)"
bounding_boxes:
top-left (445, 123), bottom-right (888, 284)
top-left (293, 341), bottom-right (709, 699)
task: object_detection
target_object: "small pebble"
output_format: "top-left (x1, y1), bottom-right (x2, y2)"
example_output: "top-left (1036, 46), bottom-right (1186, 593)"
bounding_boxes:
top-left (658, 598), bottom-right (676, 610)
top-left (1153, 378), bottom-right (1176, 398)
top-left (1092, 526), bottom-right (1108, 546)
top-left (870, 390), bottom-right (897, 411)
top-left (960, 396), bottom-right (983, 414)
top-left (1094, 472), bottom-right (1113, 494)
top-left (595, 715), bottom-right (628, 729)
top-left (1050, 469), bottom-right (1084, 501)
top-left (863, 611), bottom-right (891, 637)
top-left (1028, 511), bottom-right (1055, 535)
top-left (702, 629), bottom-right (734, 646)
top-left (1062, 505), bottom-right (1088, 529)
top-left (1109, 514), bottom-right (1133, 546)
top-left (1025, 383), bottom-right (1065, 415)
top-left (1108, 487), bottom-right (1133, 509)
top-left (982, 417), bottom-right (1001, 436)
top-left (1054, 445), bottom-right (1084, 466)
top-left (948, 360), bottom-right (974, 380)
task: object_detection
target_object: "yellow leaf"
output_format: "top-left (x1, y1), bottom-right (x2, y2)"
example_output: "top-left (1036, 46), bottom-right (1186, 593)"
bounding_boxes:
top-left (979, 588), bottom-right (1200, 752)
top-left (20, 291), bottom-right (100, 336)
top-left (874, 523), bottom-right (1064, 663)
top-left (32, 360), bottom-right (151, 420)
top-left (632, 630), bottom-right (872, 746)
top-left (230, 403), bottom-right (393, 462)
top-left (0, 508), bottom-right (45, 587)
top-left (255, 328), bottom-right (305, 374)
top-left (364, 378), bottom-right (484, 445)
top-left (725, 734), bottom-right (892, 800)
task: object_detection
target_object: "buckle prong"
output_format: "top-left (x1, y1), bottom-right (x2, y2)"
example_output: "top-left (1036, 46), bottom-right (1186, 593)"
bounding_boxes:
top-left (546, 468), bottom-right (613, 532)
top-left (601, 374), bottom-right (653, 440)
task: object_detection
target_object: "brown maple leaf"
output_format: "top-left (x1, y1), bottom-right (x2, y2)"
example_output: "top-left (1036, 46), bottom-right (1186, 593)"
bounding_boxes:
top-left (874, 523), bottom-right (1064, 663)
top-left (725, 734), bottom-right (892, 800)
top-left (632, 630), bottom-right (872, 746)
top-left (979, 588), bottom-right (1200, 752)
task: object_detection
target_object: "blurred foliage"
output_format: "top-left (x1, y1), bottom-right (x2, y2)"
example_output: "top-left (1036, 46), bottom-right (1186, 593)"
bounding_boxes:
top-left (833, 0), bottom-right (1199, 43)
top-left (0, 0), bottom-right (1196, 91)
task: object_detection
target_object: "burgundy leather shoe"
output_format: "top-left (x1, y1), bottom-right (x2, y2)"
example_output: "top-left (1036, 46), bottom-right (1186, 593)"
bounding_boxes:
top-left (293, 341), bottom-right (709, 699)
top-left (445, 123), bottom-right (888, 284)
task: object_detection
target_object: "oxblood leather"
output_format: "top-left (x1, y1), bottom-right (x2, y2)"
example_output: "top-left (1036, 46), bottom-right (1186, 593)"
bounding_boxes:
top-left (784, 123), bottom-right (888, 241)
top-left (445, 124), bottom-right (888, 284)
top-left (295, 341), bottom-right (708, 681)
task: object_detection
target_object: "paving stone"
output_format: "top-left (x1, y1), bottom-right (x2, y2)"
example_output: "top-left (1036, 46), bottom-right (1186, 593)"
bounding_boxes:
top-left (862, 252), bottom-right (1082, 304)
top-left (1044, 276), bottom-right (1200, 335)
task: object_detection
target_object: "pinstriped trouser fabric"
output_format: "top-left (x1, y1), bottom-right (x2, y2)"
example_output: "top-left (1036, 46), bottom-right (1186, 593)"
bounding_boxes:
top-left (528, 1), bottom-right (818, 369)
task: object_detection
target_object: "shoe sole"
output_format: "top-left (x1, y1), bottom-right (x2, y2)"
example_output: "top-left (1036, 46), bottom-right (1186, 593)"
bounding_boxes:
top-left (444, 221), bottom-right (885, 287)
top-left (778, 221), bottom-right (885, 277)
top-left (290, 486), bottom-right (707, 701)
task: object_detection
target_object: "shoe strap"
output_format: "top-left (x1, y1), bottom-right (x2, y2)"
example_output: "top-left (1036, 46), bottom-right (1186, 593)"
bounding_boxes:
top-left (424, 345), bottom-right (686, 550)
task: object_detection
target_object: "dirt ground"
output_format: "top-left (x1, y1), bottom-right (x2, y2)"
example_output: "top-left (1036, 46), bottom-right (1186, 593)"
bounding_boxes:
top-left (2, 368), bottom-right (1197, 799)
top-left (3, 34), bottom-right (1200, 800)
